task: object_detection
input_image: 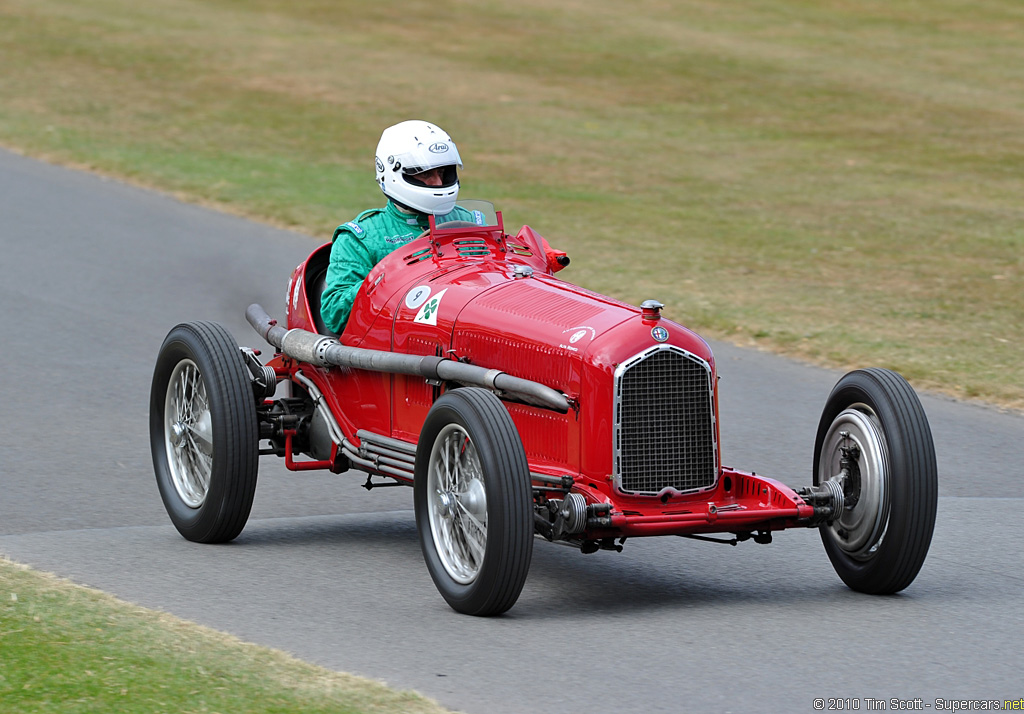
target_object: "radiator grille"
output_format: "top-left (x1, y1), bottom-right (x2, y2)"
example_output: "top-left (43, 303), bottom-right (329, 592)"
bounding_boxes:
top-left (614, 346), bottom-right (717, 494)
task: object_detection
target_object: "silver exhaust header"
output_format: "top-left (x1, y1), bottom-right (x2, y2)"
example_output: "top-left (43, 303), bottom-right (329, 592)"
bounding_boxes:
top-left (246, 303), bottom-right (569, 413)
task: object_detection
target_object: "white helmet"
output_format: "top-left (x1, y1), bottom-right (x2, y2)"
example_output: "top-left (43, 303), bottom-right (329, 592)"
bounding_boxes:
top-left (375, 120), bottom-right (462, 215)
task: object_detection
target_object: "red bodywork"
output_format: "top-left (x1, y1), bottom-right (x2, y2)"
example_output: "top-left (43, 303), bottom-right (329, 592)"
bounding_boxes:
top-left (268, 211), bottom-right (816, 541)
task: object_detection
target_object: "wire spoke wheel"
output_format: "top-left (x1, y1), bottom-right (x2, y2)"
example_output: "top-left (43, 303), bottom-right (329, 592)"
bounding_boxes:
top-left (164, 359), bottom-right (214, 508)
top-left (415, 388), bottom-right (532, 616)
top-left (150, 321), bottom-right (259, 543)
top-left (427, 424), bottom-right (488, 584)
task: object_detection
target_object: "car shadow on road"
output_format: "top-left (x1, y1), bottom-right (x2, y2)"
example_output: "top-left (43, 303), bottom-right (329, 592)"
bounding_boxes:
top-left (231, 510), bottom-right (418, 548)
top-left (217, 511), bottom-right (939, 619)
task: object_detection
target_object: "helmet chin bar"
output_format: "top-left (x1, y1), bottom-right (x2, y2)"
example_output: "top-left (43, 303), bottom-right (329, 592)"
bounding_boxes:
top-left (383, 182), bottom-right (460, 216)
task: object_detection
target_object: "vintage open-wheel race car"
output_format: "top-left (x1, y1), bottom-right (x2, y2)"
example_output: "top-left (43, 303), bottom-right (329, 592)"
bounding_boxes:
top-left (150, 201), bottom-right (938, 616)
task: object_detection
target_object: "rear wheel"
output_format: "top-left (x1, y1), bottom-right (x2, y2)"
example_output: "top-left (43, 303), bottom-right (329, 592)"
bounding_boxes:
top-left (150, 321), bottom-right (259, 543)
top-left (814, 368), bottom-right (937, 593)
top-left (414, 388), bottom-right (533, 616)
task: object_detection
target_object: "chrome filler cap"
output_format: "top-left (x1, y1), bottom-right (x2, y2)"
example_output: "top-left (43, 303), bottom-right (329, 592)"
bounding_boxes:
top-left (641, 299), bottom-right (664, 320)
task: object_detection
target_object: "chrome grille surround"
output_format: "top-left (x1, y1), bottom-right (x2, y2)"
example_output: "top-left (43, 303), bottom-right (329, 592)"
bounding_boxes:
top-left (613, 345), bottom-right (718, 495)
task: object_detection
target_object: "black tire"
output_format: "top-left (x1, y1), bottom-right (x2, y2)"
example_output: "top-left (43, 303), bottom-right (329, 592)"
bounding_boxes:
top-left (414, 388), bottom-right (533, 616)
top-left (150, 321), bottom-right (259, 543)
top-left (814, 368), bottom-right (937, 594)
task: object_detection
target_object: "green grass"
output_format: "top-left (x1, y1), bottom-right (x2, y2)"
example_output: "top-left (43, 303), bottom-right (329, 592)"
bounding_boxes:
top-left (1, 0), bottom-right (1021, 408)
top-left (0, 558), bottom-right (449, 714)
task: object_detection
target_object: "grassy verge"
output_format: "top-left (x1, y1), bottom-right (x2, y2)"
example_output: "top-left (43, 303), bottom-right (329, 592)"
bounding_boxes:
top-left (0, 558), bottom-right (449, 714)
top-left (0, 0), bottom-right (1020, 408)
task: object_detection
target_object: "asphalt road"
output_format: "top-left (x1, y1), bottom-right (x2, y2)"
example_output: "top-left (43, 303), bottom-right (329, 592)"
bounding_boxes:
top-left (1, 148), bottom-right (1021, 714)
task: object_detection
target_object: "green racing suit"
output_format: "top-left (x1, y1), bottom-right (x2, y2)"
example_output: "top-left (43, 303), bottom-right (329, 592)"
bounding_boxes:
top-left (320, 199), bottom-right (479, 333)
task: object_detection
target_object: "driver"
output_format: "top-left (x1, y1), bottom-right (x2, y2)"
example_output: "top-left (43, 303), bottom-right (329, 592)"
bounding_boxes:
top-left (320, 120), bottom-right (479, 334)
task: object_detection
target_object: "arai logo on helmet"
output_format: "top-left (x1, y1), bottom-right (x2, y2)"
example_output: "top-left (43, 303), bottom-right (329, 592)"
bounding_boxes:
top-left (652, 326), bottom-right (669, 342)
top-left (376, 157), bottom-right (384, 173)
top-left (428, 142), bottom-right (449, 154)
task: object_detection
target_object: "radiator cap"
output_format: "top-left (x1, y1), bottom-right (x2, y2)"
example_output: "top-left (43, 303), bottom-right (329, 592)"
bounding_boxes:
top-left (641, 299), bottom-right (664, 321)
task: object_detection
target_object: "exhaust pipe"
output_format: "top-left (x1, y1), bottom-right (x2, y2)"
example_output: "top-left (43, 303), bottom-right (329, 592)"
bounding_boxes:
top-left (246, 303), bottom-right (570, 414)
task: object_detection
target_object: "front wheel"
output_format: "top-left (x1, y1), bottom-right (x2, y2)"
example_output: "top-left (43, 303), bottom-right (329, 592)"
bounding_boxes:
top-left (414, 388), bottom-right (533, 616)
top-left (150, 321), bottom-right (259, 543)
top-left (814, 368), bottom-right (937, 594)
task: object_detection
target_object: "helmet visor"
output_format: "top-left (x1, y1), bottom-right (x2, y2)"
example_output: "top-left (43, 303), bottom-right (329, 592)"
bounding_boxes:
top-left (403, 164), bottom-right (459, 189)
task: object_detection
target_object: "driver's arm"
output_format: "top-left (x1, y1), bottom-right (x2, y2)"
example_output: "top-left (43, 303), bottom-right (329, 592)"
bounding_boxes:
top-left (320, 231), bottom-right (375, 334)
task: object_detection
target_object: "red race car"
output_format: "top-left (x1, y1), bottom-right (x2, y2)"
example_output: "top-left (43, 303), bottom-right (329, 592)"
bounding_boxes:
top-left (150, 201), bottom-right (938, 616)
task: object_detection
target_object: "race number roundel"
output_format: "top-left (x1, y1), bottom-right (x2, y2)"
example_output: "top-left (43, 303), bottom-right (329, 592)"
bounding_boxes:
top-left (405, 285), bottom-right (432, 310)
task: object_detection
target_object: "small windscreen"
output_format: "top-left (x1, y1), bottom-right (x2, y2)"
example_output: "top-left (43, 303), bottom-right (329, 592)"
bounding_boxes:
top-left (434, 199), bottom-right (499, 230)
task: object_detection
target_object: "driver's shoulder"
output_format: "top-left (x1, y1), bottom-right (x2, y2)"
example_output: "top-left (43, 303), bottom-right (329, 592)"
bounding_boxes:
top-left (332, 207), bottom-right (386, 242)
